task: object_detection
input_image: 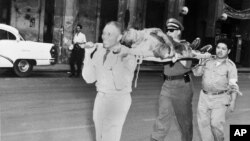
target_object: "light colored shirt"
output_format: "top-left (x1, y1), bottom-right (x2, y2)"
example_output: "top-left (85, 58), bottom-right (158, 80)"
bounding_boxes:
top-left (73, 32), bottom-right (86, 48)
top-left (193, 58), bottom-right (239, 93)
top-left (82, 43), bottom-right (137, 94)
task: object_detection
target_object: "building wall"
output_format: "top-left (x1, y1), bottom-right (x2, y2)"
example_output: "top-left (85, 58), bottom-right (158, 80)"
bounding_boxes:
top-left (53, 0), bottom-right (66, 63)
top-left (77, 0), bottom-right (98, 42)
top-left (53, 0), bottom-right (65, 47)
top-left (53, 0), bottom-right (82, 63)
top-left (240, 0), bottom-right (250, 67)
top-left (8, 0), bottom-right (133, 63)
top-left (10, 0), bottom-right (45, 41)
top-left (128, 0), bottom-right (146, 29)
top-left (8, 0), bottom-right (191, 63)
top-left (240, 0), bottom-right (250, 40)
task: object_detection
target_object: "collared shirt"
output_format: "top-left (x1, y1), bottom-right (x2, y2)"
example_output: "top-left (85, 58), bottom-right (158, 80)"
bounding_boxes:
top-left (193, 58), bottom-right (238, 93)
top-left (82, 44), bottom-right (137, 94)
top-left (73, 32), bottom-right (86, 48)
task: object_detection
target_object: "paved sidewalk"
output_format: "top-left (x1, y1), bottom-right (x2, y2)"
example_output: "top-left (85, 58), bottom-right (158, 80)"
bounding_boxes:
top-left (33, 63), bottom-right (250, 73)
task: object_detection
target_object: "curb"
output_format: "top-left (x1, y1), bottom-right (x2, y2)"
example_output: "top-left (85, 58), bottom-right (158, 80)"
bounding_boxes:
top-left (32, 65), bottom-right (250, 73)
top-left (33, 69), bottom-right (250, 73)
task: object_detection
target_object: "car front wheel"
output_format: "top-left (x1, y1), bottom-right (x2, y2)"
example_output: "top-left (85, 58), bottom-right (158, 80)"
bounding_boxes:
top-left (14, 60), bottom-right (33, 77)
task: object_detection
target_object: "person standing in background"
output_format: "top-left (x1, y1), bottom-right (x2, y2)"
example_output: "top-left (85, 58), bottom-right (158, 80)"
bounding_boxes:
top-left (69, 24), bottom-right (86, 77)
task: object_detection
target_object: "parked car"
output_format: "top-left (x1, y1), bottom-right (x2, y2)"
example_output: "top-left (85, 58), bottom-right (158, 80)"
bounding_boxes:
top-left (0, 24), bottom-right (57, 77)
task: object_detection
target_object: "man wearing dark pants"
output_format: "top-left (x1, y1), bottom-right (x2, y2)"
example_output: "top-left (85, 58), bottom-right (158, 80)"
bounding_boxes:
top-left (151, 18), bottom-right (193, 141)
top-left (69, 24), bottom-right (86, 77)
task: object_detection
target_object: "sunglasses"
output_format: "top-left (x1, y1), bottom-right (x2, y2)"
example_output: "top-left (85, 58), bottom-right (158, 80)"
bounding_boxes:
top-left (166, 29), bottom-right (179, 33)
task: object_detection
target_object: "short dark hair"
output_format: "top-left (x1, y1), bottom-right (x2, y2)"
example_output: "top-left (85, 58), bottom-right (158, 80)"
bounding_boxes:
top-left (76, 24), bottom-right (82, 29)
top-left (106, 21), bottom-right (123, 33)
top-left (216, 38), bottom-right (232, 50)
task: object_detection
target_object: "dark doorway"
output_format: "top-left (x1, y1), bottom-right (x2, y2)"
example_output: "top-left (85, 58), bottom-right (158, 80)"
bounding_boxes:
top-left (43, 0), bottom-right (55, 43)
top-left (98, 0), bottom-right (119, 42)
top-left (218, 17), bottom-right (242, 64)
top-left (218, 0), bottom-right (243, 64)
top-left (0, 0), bottom-right (11, 24)
top-left (145, 0), bottom-right (165, 29)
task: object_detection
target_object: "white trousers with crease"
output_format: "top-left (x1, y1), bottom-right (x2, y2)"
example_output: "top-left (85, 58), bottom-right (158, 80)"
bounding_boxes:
top-left (93, 92), bottom-right (131, 141)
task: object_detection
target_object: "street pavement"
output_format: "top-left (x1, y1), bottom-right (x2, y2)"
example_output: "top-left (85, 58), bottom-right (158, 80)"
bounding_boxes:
top-left (0, 69), bottom-right (250, 141)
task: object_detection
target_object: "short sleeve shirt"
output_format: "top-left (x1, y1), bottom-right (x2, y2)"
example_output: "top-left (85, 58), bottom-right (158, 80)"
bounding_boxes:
top-left (202, 58), bottom-right (238, 92)
top-left (73, 32), bottom-right (86, 48)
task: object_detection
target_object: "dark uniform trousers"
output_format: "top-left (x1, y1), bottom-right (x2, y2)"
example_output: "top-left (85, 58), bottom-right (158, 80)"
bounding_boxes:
top-left (151, 74), bottom-right (193, 141)
top-left (69, 44), bottom-right (85, 76)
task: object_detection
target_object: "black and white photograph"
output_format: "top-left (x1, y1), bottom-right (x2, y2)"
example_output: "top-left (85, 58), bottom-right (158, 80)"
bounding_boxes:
top-left (0, 0), bottom-right (250, 141)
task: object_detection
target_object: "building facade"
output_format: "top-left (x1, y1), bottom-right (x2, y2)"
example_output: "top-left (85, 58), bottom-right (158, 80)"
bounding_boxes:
top-left (1, 0), bottom-right (250, 66)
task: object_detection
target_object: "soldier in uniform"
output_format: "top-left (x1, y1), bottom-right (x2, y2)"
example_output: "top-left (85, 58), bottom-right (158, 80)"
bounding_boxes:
top-left (151, 18), bottom-right (194, 141)
top-left (192, 38), bottom-right (241, 141)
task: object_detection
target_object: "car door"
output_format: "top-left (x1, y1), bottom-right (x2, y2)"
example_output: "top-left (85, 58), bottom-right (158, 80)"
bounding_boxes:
top-left (0, 29), bottom-right (20, 67)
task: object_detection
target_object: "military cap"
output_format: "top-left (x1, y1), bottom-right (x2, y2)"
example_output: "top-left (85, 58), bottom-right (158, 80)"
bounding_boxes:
top-left (166, 18), bottom-right (184, 31)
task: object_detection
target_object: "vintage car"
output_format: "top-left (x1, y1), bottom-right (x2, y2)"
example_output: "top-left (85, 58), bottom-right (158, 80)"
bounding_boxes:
top-left (0, 24), bottom-right (57, 77)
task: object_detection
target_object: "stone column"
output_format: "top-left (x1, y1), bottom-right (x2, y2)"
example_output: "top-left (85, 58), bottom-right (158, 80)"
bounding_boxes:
top-left (54, 0), bottom-right (79, 63)
top-left (167, 0), bottom-right (185, 21)
top-left (117, 0), bottom-right (128, 29)
top-left (62, 0), bottom-right (79, 63)
top-left (53, 0), bottom-right (65, 63)
top-left (206, 0), bottom-right (223, 37)
top-left (127, 0), bottom-right (140, 29)
top-left (130, 0), bottom-right (146, 29)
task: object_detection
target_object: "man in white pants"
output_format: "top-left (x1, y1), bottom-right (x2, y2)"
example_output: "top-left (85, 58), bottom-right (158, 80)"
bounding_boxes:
top-left (82, 21), bottom-right (137, 141)
top-left (192, 38), bottom-right (241, 141)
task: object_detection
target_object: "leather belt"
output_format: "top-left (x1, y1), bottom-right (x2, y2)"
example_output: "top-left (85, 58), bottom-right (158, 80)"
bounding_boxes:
top-left (202, 89), bottom-right (228, 95)
top-left (164, 74), bottom-right (185, 81)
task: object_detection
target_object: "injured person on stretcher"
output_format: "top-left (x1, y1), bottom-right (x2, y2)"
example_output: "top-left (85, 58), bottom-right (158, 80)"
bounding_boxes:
top-left (84, 28), bottom-right (213, 64)
top-left (119, 28), bottom-right (213, 63)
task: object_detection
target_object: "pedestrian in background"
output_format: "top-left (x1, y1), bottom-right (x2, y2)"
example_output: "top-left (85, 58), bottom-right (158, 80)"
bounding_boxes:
top-left (151, 18), bottom-right (194, 141)
top-left (82, 21), bottom-right (137, 141)
top-left (69, 24), bottom-right (86, 77)
top-left (192, 38), bottom-right (241, 141)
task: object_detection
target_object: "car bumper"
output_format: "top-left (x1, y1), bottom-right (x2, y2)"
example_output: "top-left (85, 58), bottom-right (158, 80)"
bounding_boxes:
top-left (50, 59), bottom-right (57, 65)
